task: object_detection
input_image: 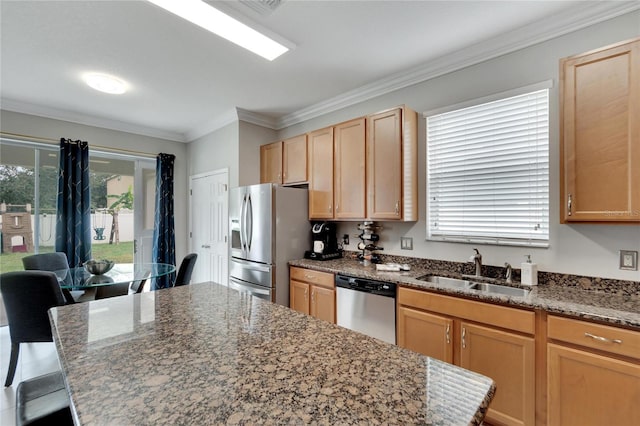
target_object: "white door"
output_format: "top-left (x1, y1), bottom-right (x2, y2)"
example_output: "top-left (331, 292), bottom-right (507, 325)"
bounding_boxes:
top-left (190, 169), bottom-right (228, 285)
top-left (134, 159), bottom-right (156, 264)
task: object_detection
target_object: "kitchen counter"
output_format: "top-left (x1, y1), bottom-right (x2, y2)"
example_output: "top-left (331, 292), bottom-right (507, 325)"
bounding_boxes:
top-left (289, 258), bottom-right (640, 329)
top-left (49, 282), bottom-right (495, 425)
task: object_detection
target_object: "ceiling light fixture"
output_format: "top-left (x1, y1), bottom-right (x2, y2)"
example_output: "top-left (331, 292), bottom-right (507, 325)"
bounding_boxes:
top-left (83, 73), bottom-right (128, 94)
top-left (147, 0), bottom-right (290, 61)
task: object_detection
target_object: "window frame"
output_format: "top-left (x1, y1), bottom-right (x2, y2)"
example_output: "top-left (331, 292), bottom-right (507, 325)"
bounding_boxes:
top-left (424, 81), bottom-right (552, 248)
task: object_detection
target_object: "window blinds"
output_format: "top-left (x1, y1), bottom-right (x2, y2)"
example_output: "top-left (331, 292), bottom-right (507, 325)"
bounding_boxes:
top-left (426, 89), bottom-right (549, 247)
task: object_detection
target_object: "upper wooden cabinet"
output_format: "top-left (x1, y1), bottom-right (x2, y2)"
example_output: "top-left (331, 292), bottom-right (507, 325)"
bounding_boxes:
top-left (334, 118), bottom-right (366, 219)
top-left (308, 127), bottom-right (335, 219)
top-left (367, 106), bottom-right (418, 221)
top-left (260, 141), bottom-right (282, 184)
top-left (260, 135), bottom-right (308, 185)
top-left (560, 38), bottom-right (640, 222)
top-left (283, 135), bottom-right (308, 184)
top-left (308, 118), bottom-right (366, 220)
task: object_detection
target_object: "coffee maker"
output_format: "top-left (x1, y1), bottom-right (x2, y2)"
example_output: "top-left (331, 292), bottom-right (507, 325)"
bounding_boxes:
top-left (304, 222), bottom-right (342, 260)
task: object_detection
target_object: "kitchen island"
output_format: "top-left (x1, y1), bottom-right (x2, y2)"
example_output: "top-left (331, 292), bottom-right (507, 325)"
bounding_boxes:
top-left (49, 282), bottom-right (495, 425)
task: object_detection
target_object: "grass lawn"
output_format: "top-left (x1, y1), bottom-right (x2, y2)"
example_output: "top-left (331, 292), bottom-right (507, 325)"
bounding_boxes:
top-left (0, 241), bottom-right (134, 273)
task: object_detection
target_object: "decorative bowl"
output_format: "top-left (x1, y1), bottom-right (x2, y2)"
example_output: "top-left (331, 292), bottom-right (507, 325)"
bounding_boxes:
top-left (84, 259), bottom-right (114, 275)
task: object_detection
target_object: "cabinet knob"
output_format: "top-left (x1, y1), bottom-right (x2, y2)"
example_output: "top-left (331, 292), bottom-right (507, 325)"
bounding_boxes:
top-left (567, 194), bottom-right (572, 216)
top-left (445, 324), bottom-right (451, 344)
top-left (329, 204), bottom-right (332, 213)
top-left (395, 201), bottom-right (399, 215)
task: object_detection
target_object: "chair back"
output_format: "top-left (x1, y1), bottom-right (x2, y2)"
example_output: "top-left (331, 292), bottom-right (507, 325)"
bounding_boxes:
top-left (95, 283), bottom-right (131, 300)
top-left (22, 253), bottom-right (69, 271)
top-left (174, 253), bottom-right (198, 286)
top-left (0, 271), bottom-right (66, 344)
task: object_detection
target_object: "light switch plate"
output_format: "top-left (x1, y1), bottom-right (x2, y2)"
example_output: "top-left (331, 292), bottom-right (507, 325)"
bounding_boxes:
top-left (401, 237), bottom-right (413, 250)
top-left (619, 250), bottom-right (638, 271)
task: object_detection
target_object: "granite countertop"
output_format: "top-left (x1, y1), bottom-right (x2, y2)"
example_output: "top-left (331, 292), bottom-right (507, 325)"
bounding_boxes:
top-left (289, 258), bottom-right (640, 329)
top-left (49, 283), bottom-right (495, 425)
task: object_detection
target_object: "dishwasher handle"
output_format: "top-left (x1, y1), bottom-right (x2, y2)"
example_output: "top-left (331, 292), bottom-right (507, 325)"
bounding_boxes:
top-left (335, 274), bottom-right (396, 297)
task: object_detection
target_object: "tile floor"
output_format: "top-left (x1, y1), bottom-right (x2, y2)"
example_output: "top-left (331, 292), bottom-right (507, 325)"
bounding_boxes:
top-left (0, 326), bottom-right (61, 426)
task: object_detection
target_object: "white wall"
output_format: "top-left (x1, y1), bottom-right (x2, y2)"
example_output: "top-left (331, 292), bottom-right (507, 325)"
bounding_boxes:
top-left (238, 120), bottom-right (277, 186)
top-left (188, 121), bottom-right (239, 186)
top-left (0, 110), bottom-right (190, 261)
top-left (276, 12), bottom-right (640, 281)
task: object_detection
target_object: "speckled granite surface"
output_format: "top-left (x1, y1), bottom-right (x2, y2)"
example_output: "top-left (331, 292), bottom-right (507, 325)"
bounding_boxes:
top-left (289, 258), bottom-right (640, 329)
top-left (49, 283), bottom-right (495, 425)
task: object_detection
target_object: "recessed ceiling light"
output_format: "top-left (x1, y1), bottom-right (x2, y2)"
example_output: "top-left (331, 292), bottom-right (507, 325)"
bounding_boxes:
top-left (147, 0), bottom-right (290, 61)
top-left (83, 73), bottom-right (128, 94)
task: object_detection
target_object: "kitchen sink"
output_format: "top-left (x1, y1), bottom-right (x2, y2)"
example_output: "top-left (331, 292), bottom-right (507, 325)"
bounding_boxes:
top-left (416, 275), bottom-right (475, 289)
top-left (471, 282), bottom-right (531, 297)
top-left (416, 275), bottom-right (530, 297)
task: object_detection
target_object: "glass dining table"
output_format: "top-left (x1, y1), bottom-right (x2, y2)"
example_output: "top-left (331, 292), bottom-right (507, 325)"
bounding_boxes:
top-left (53, 263), bottom-right (176, 302)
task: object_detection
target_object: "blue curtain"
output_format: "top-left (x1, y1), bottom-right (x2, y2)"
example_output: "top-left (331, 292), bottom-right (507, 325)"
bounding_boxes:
top-left (152, 153), bottom-right (176, 289)
top-left (55, 138), bottom-right (92, 267)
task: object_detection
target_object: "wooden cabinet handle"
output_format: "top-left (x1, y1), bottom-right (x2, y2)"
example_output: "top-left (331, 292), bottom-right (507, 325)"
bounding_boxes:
top-left (462, 327), bottom-right (467, 349)
top-left (446, 324), bottom-right (450, 344)
top-left (585, 332), bottom-right (622, 344)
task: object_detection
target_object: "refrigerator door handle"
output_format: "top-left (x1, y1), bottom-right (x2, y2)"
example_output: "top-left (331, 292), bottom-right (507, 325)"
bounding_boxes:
top-left (230, 257), bottom-right (271, 273)
top-left (240, 193), bottom-right (247, 251)
top-left (246, 194), bottom-right (253, 251)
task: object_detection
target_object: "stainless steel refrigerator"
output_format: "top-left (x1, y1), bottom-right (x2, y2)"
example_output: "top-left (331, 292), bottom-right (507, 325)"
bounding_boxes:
top-left (228, 183), bottom-right (309, 306)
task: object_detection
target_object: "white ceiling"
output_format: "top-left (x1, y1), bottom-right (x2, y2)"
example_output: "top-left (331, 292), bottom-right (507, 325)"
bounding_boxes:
top-left (1, 1), bottom-right (638, 142)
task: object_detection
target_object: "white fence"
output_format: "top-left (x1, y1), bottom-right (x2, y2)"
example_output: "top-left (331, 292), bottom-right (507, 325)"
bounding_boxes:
top-left (2, 211), bottom-right (134, 248)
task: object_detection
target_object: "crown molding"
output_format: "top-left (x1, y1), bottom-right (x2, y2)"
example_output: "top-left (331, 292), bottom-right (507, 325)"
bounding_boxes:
top-left (276, 1), bottom-right (640, 129)
top-left (0, 98), bottom-right (186, 142)
top-left (236, 108), bottom-right (279, 129)
top-left (184, 108), bottom-right (240, 141)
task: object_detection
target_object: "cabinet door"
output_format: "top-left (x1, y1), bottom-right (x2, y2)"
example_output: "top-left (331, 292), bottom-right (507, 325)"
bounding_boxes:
top-left (310, 285), bottom-right (335, 324)
top-left (547, 343), bottom-right (640, 426)
top-left (397, 306), bottom-right (453, 363)
top-left (283, 135), bottom-right (307, 184)
top-left (561, 39), bottom-right (640, 222)
top-left (460, 322), bottom-right (535, 426)
top-left (334, 118), bottom-right (366, 219)
top-left (367, 108), bottom-right (402, 219)
top-left (308, 127), bottom-right (335, 219)
top-left (289, 280), bottom-right (309, 315)
top-left (260, 141), bottom-right (283, 184)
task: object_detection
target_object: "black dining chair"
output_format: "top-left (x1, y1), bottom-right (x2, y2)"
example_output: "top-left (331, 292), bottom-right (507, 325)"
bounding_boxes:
top-left (22, 252), bottom-right (77, 304)
top-left (0, 271), bottom-right (66, 387)
top-left (95, 270), bottom-right (151, 299)
top-left (174, 253), bottom-right (198, 286)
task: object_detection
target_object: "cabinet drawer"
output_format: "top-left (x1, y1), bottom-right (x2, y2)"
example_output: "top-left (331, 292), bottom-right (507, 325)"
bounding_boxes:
top-left (548, 315), bottom-right (640, 359)
top-left (398, 286), bottom-right (535, 334)
top-left (290, 267), bottom-right (334, 289)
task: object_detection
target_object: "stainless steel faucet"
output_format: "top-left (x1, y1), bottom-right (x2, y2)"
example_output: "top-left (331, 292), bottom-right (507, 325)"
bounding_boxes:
top-left (470, 248), bottom-right (482, 277)
top-left (504, 262), bottom-right (513, 283)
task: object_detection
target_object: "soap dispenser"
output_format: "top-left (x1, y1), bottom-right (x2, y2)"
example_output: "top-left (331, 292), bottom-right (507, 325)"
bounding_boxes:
top-left (521, 255), bottom-right (538, 286)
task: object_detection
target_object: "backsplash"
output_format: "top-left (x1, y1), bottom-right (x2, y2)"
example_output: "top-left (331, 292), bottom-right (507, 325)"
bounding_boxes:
top-left (342, 251), bottom-right (640, 297)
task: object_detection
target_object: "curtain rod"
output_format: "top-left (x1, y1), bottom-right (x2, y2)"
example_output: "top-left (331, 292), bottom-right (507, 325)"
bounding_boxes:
top-left (0, 131), bottom-right (157, 158)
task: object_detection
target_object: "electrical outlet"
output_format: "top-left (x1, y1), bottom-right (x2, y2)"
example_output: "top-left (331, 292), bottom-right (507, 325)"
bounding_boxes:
top-left (401, 237), bottom-right (413, 250)
top-left (619, 250), bottom-right (638, 271)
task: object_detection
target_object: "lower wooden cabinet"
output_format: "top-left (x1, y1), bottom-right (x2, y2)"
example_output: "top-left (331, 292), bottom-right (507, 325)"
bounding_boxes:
top-left (289, 266), bottom-right (335, 324)
top-left (397, 306), bottom-right (453, 363)
top-left (547, 315), bottom-right (640, 426)
top-left (397, 287), bottom-right (536, 426)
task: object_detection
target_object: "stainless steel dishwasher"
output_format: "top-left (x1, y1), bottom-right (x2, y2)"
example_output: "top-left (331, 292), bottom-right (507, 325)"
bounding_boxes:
top-left (335, 274), bottom-right (396, 344)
